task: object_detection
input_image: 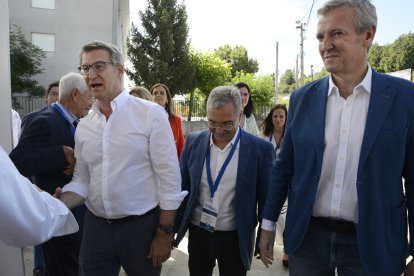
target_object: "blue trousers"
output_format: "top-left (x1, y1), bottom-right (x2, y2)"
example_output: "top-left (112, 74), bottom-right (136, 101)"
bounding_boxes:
top-left (80, 209), bottom-right (161, 276)
top-left (289, 219), bottom-right (367, 276)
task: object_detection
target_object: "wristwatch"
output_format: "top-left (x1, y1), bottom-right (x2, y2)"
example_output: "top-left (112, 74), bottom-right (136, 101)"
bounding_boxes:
top-left (158, 224), bottom-right (174, 234)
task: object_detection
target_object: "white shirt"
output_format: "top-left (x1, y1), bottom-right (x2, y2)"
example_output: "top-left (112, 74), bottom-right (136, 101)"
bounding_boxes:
top-left (11, 109), bottom-right (21, 148)
top-left (0, 147), bottom-right (78, 247)
top-left (63, 89), bottom-right (186, 219)
top-left (313, 68), bottom-right (371, 223)
top-left (262, 67), bottom-right (372, 231)
top-left (191, 128), bottom-right (240, 231)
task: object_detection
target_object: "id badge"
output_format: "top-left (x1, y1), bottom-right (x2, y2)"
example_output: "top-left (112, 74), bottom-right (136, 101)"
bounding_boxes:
top-left (199, 196), bottom-right (219, 232)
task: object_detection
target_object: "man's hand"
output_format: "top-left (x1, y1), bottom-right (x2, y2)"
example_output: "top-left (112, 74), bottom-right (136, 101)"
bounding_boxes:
top-left (405, 258), bottom-right (414, 276)
top-left (63, 146), bottom-right (76, 175)
top-left (148, 229), bottom-right (173, 267)
top-left (259, 229), bottom-right (275, 268)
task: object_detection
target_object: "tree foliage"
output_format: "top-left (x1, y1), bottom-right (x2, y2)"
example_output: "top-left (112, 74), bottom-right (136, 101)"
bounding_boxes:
top-left (126, 0), bottom-right (195, 96)
top-left (230, 71), bottom-right (274, 105)
top-left (214, 45), bottom-right (259, 77)
top-left (10, 25), bottom-right (45, 95)
top-left (189, 49), bottom-right (231, 97)
top-left (369, 33), bottom-right (414, 73)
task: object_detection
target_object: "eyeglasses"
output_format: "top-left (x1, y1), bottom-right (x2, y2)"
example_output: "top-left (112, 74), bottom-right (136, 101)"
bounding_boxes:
top-left (207, 121), bottom-right (236, 131)
top-left (78, 61), bottom-right (113, 75)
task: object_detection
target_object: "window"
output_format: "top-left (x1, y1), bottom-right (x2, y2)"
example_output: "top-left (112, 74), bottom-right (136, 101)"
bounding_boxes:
top-left (32, 0), bottom-right (55, 9)
top-left (32, 33), bottom-right (55, 52)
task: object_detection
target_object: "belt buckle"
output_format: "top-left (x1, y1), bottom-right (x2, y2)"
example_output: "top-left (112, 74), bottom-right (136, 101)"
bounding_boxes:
top-left (106, 219), bottom-right (113, 224)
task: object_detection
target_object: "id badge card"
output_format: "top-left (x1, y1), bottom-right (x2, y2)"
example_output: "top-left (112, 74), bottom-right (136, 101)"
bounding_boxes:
top-left (199, 196), bottom-right (219, 232)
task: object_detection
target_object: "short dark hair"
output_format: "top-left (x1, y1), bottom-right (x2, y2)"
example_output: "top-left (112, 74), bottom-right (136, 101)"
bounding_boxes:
top-left (46, 81), bottom-right (59, 96)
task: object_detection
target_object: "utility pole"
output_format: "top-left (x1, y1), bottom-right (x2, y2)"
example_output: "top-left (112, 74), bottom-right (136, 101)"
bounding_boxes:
top-left (274, 42), bottom-right (279, 104)
top-left (310, 64), bottom-right (314, 81)
top-left (296, 21), bottom-right (306, 87)
top-left (295, 55), bottom-right (299, 88)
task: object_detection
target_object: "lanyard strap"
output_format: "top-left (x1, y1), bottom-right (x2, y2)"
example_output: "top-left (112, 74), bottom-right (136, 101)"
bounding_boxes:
top-left (206, 131), bottom-right (241, 198)
top-left (52, 104), bottom-right (77, 137)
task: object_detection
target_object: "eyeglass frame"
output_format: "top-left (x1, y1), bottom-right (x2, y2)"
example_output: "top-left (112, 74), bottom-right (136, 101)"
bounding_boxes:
top-left (77, 61), bottom-right (113, 75)
top-left (207, 120), bottom-right (237, 131)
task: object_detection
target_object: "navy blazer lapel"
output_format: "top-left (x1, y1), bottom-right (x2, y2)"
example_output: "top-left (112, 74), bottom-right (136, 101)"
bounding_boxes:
top-left (308, 77), bottom-right (328, 171)
top-left (358, 71), bottom-right (395, 173)
top-left (236, 130), bottom-right (250, 192)
top-left (194, 130), bottom-right (210, 190)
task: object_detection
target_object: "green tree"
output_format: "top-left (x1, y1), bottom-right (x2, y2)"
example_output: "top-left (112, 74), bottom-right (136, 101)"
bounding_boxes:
top-left (385, 33), bottom-right (414, 72)
top-left (231, 72), bottom-right (274, 105)
top-left (9, 25), bottom-right (45, 95)
top-left (190, 49), bottom-right (231, 97)
top-left (186, 49), bottom-right (231, 120)
top-left (278, 69), bottom-right (296, 93)
top-left (214, 45), bottom-right (259, 77)
top-left (127, 0), bottom-right (195, 96)
top-left (368, 43), bottom-right (384, 72)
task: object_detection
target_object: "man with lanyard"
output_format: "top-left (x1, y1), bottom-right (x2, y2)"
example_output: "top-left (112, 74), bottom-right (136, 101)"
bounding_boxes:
top-left (10, 72), bottom-right (92, 276)
top-left (174, 86), bottom-right (274, 276)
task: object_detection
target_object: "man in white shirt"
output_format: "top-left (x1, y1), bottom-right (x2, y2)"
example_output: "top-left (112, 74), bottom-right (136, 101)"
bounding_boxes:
top-left (58, 40), bottom-right (186, 276)
top-left (11, 109), bottom-right (21, 148)
top-left (174, 86), bottom-right (274, 276)
top-left (0, 146), bottom-right (78, 247)
top-left (259, 1), bottom-right (414, 275)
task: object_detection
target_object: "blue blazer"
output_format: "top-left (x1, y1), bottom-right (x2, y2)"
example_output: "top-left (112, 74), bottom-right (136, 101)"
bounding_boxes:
top-left (174, 129), bottom-right (274, 270)
top-left (262, 69), bottom-right (414, 276)
top-left (10, 107), bottom-right (85, 224)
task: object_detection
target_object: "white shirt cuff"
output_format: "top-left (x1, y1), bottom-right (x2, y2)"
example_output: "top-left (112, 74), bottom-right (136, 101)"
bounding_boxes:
top-left (261, 218), bottom-right (276, 231)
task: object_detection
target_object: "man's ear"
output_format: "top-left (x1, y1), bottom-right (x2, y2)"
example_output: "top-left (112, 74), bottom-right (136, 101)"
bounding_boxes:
top-left (71, 88), bottom-right (79, 101)
top-left (364, 25), bottom-right (376, 49)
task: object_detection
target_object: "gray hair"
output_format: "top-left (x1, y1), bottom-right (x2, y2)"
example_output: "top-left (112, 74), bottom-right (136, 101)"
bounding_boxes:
top-left (317, 0), bottom-right (377, 33)
top-left (207, 86), bottom-right (241, 115)
top-left (79, 40), bottom-right (123, 65)
top-left (59, 72), bottom-right (87, 100)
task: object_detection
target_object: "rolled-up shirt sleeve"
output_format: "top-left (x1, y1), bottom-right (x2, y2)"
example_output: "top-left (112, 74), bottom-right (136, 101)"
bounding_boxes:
top-left (62, 133), bottom-right (89, 199)
top-left (149, 106), bottom-right (188, 210)
top-left (0, 147), bottom-right (78, 247)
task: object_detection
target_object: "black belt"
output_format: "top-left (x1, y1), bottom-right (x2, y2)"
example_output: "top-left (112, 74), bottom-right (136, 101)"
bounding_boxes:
top-left (311, 216), bottom-right (356, 234)
top-left (97, 206), bottom-right (159, 224)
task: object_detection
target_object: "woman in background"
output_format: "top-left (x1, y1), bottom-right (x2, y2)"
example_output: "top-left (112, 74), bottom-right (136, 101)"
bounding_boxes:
top-left (235, 82), bottom-right (260, 136)
top-left (150, 83), bottom-right (184, 159)
top-left (260, 104), bottom-right (289, 268)
top-left (129, 86), bottom-right (152, 101)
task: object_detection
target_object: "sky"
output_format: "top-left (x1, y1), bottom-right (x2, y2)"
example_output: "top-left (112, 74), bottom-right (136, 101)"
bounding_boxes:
top-left (129, 0), bottom-right (414, 79)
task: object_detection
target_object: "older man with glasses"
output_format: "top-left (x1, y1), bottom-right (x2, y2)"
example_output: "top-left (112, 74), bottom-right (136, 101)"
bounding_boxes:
top-left (173, 86), bottom-right (274, 276)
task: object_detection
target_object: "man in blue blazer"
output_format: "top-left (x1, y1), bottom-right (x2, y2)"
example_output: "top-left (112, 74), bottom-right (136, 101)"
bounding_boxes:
top-left (174, 86), bottom-right (274, 276)
top-left (259, 1), bottom-right (414, 276)
top-left (10, 72), bottom-right (92, 276)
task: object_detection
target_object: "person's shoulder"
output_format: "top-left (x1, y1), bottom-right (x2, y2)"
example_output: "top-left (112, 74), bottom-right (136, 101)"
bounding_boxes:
top-left (375, 71), bottom-right (414, 91)
top-left (291, 76), bottom-right (329, 98)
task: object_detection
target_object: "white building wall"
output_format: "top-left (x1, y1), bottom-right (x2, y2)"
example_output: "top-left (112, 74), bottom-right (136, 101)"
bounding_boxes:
top-left (9, 0), bottom-right (130, 89)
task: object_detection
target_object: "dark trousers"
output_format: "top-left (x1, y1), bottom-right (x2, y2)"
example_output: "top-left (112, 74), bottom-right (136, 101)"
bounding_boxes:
top-left (80, 208), bottom-right (161, 276)
top-left (188, 224), bottom-right (246, 276)
top-left (42, 205), bottom-right (85, 276)
top-left (289, 218), bottom-right (367, 276)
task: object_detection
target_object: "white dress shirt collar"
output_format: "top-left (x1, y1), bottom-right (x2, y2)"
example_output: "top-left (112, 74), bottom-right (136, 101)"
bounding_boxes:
top-left (209, 127), bottom-right (241, 150)
top-left (328, 66), bottom-right (373, 97)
